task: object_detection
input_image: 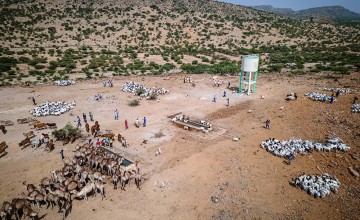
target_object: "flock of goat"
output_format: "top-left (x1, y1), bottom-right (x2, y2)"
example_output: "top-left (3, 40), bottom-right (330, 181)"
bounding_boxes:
top-left (1, 139), bottom-right (143, 220)
top-left (30, 101), bottom-right (76, 117)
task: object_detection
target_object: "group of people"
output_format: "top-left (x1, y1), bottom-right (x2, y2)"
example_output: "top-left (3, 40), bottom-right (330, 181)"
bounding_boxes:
top-left (212, 80), bottom-right (230, 107)
top-left (102, 80), bottom-right (113, 87)
top-left (77, 112), bottom-right (94, 128)
top-left (94, 94), bottom-right (103, 101)
top-left (114, 109), bottom-right (147, 129)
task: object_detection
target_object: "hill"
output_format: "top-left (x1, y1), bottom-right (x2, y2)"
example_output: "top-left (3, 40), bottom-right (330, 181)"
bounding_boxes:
top-left (252, 5), bottom-right (360, 22)
top-left (0, 0), bottom-right (359, 86)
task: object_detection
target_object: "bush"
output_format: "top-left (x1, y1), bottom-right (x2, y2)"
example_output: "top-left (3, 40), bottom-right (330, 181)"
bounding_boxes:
top-left (129, 99), bottom-right (140, 106)
top-left (52, 123), bottom-right (81, 140)
top-left (135, 88), bottom-right (146, 96)
top-left (148, 92), bottom-right (158, 100)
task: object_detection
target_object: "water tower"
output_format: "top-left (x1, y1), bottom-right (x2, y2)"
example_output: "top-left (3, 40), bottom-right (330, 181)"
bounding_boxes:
top-left (239, 55), bottom-right (259, 95)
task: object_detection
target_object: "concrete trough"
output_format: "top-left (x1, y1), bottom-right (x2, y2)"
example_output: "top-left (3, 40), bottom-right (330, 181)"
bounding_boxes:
top-left (172, 118), bottom-right (212, 132)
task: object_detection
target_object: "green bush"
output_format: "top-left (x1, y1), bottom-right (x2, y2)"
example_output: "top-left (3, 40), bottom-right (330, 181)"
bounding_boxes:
top-left (129, 99), bottom-right (140, 106)
top-left (52, 123), bottom-right (81, 140)
top-left (135, 88), bottom-right (146, 96)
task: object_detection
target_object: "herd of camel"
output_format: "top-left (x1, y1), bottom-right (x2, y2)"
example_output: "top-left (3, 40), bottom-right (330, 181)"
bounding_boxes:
top-left (0, 139), bottom-right (143, 220)
top-left (0, 116), bottom-right (143, 220)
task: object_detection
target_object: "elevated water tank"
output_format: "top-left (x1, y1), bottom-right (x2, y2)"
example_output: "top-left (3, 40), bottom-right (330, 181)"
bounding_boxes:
top-left (241, 55), bottom-right (259, 72)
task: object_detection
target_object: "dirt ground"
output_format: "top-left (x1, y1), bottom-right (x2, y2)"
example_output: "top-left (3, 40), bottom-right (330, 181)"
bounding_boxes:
top-left (0, 73), bottom-right (359, 220)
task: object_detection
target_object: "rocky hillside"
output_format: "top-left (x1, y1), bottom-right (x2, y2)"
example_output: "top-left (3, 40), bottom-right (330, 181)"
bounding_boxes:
top-left (0, 0), bottom-right (359, 86)
top-left (252, 5), bottom-right (360, 22)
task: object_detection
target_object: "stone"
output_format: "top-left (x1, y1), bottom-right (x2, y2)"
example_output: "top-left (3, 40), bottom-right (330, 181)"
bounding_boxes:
top-left (211, 196), bottom-right (219, 203)
top-left (348, 167), bottom-right (360, 177)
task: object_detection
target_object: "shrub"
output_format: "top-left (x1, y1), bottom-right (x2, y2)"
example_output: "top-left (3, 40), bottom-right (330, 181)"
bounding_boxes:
top-left (129, 99), bottom-right (140, 106)
top-left (52, 123), bottom-right (81, 140)
top-left (135, 88), bottom-right (146, 96)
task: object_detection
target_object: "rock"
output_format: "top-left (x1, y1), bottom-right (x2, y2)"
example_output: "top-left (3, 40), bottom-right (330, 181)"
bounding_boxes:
top-left (211, 196), bottom-right (219, 203)
top-left (348, 167), bottom-right (360, 177)
top-left (355, 164), bottom-right (360, 172)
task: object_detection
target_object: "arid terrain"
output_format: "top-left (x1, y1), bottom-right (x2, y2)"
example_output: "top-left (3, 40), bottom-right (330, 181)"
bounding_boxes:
top-left (0, 73), bottom-right (359, 219)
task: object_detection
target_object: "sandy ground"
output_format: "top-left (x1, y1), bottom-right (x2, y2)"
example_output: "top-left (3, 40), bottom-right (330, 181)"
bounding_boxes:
top-left (0, 73), bottom-right (359, 220)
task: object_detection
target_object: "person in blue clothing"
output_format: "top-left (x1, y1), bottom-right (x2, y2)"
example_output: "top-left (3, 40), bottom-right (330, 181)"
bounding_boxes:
top-left (223, 91), bottom-right (226, 97)
top-left (77, 116), bottom-right (81, 128)
top-left (330, 96), bottom-right (334, 104)
top-left (143, 117), bottom-right (147, 127)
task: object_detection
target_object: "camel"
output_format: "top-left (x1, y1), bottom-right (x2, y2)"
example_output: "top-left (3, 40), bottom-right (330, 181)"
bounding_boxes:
top-left (0, 141), bottom-right (8, 157)
top-left (11, 198), bottom-right (27, 220)
top-left (22, 204), bottom-right (38, 220)
top-left (19, 137), bottom-right (31, 149)
top-left (45, 139), bottom-right (55, 152)
top-left (120, 171), bottom-right (131, 191)
top-left (0, 201), bottom-right (12, 219)
top-left (71, 182), bottom-right (95, 203)
top-left (23, 181), bottom-right (37, 193)
top-left (94, 179), bottom-right (106, 200)
top-left (0, 125), bottom-right (7, 134)
top-left (47, 187), bottom-right (70, 201)
top-left (134, 168), bottom-right (142, 190)
top-left (64, 180), bottom-right (80, 193)
top-left (25, 191), bottom-right (47, 210)
top-left (33, 122), bottom-right (47, 130)
top-left (39, 177), bottom-right (52, 189)
top-left (60, 199), bottom-right (72, 220)
top-left (23, 131), bottom-right (35, 139)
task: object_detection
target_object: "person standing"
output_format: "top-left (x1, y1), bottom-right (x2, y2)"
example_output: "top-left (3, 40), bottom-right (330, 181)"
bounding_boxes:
top-left (330, 96), bottom-right (335, 104)
top-left (83, 113), bottom-right (87, 123)
top-left (114, 109), bottom-right (119, 120)
top-left (143, 117), bottom-right (147, 127)
top-left (89, 112), bottom-right (94, 122)
top-left (125, 119), bottom-right (128, 129)
top-left (223, 91), bottom-right (226, 97)
top-left (212, 95), bottom-right (217, 103)
top-left (96, 138), bottom-right (101, 147)
top-left (109, 138), bottom-right (113, 148)
top-left (226, 98), bottom-right (229, 107)
top-left (227, 81), bottom-right (231, 89)
top-left (60, 149), bottom-right (64, 160)
top-left (336, 90), bottom-right (340, 98)
top-left (77, 116), bottom-right (81, 128)
top-left (265, 119), bottom-right (270, 129)
top-left (32, 96), bottom-right (36, 105)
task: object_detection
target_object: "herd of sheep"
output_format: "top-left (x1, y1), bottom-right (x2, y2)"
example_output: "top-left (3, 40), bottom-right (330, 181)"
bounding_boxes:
top-left (260, 137), bottom-right (351, 159)
top-left (122, 82), bottom-right (169, 97)
top-left (30, 101), bottom-right (76, 117)
top-left (291, 173), bottom-right (341, 198)
top-left (53, 80), bottom-right (75, 86)
top-left (305, 92), bottom-right (332, 102)
top-left (323, 87), bottom-right (352, 93)
top-left (352, 103), bottom-right (360, 113)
